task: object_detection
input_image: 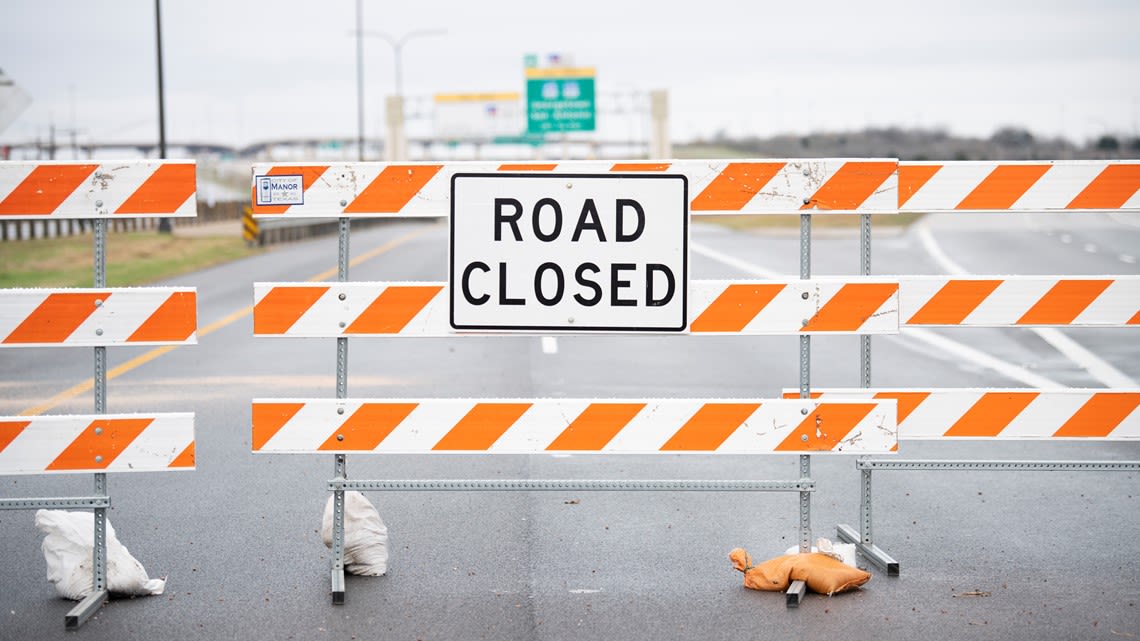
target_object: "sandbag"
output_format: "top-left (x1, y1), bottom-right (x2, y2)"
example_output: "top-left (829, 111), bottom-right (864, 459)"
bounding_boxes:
top-left (35, 510), bottom-right (166, 601)
top-left (730, 547), bottom-right (870, 596)
top-left (321, 491), bottom-right (388, 576)
top-left (784, 537), bottom-right (858, 567)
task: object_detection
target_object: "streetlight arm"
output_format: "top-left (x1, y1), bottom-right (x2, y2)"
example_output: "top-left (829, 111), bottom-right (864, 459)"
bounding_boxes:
top-left (358, 28), bottom-right (447, 97)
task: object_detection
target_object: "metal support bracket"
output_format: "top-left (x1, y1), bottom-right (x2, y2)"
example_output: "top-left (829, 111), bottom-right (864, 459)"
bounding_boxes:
top-left (857, 459), bottom-right (1140, 472)
top-left (0, 496), bottom-right (111, 510)
top-left (329, 479), bottom-right (815, 492)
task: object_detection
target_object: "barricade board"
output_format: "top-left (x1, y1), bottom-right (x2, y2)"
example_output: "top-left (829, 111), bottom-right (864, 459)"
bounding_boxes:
top-left (250, 159), bottom-right (900, 217)
top-left (251, 279), bottom-right (900, 336)
top-left (783, 389), bottom-right (1140, 440)
top-left (0, 413), bottom-right (195, 475)
top-left (898, 276), bottom-right (1140, 327)
top-left (251, 398), bottom-right (897, 454)
top-left (899, 160), bottom-right (1140, 213)
top-left (0, 160), bottom-right (197, 218)
top-left (0, 288), bottom-right (198, 347)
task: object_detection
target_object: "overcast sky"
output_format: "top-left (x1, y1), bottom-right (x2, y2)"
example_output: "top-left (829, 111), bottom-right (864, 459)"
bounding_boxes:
top-left (1, 0), bottom-right (1138, 149)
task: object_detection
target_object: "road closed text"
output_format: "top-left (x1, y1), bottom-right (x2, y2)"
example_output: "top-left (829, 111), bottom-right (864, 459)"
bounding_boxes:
top-left (450, 174), bottom-right (688, 331)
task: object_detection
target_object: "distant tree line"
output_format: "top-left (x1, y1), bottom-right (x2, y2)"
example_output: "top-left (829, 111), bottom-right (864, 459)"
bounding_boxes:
top-left (684, 127), bottom-right (1140, 160)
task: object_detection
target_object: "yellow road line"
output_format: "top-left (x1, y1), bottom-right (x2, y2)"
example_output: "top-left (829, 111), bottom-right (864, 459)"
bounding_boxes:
top-left (18, 225), bottom-right (436, 416)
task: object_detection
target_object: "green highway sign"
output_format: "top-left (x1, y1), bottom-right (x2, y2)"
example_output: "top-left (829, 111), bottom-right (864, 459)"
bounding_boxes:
top-left (526, 67), bottom-right (596, 134)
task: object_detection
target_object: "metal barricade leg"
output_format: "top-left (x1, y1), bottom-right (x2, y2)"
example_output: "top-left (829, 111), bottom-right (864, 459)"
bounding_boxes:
top-left (331, 454), bottom-right (346, 605)
top-left (837, 463), bottom-right (899, 576)
top-left (331, 218), bottom-right (350, 604)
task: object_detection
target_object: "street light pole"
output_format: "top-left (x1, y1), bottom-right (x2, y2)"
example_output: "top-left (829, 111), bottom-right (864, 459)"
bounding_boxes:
top-left (362, 29), bottom-right (446, 98)
top-left (354, 0), bottom-right (364, 161)
top-left (360, 29), bottom-right (444, 162)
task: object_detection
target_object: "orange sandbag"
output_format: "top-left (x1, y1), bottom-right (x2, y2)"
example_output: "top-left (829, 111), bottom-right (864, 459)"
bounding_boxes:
top-left (729, 547), bottom-right (870, 596)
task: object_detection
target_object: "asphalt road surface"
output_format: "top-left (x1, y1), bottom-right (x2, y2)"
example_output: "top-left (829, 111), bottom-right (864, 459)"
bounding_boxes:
top-left (2, 212), bottom-right (1138, 640)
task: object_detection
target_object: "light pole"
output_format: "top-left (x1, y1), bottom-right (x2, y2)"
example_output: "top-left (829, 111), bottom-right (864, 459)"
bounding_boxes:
top-left (362, 28), bottom-right (447, 98)
top-left (351, 8), bottom-right (444, 161)
top-left (360, 28), bottom-right (445, 161)
top-left (353, 0), bottom-right (364, 160)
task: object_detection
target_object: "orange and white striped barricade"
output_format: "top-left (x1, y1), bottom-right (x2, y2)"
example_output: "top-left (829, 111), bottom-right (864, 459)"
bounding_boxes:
top-left (252, 398), bottom-right (897, 455)
top-left (250, 279), bottom-right (901, 336)
top-left (0, 159), bottom-right (198, 630)
top-left (0, 160), bottom-right (197, 218)
top-left (250, 159), bottom-right (900, 217)
top-left (899, 276), bottom-right (1140, 327)
top-left (248, 158), bottom-right (906, 607)
top-left (0, 288), bottom-right (198, 346)
top-left (898, 160), bottom-right (1140, 213)
top-left (783, 388), bottom-right (1140, 574)
top-left (0, 414), bottom-right (196, 475)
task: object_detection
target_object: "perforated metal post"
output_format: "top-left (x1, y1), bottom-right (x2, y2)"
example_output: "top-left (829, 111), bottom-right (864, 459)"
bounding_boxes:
top-left (788, 211), bottom-right (813, 607)
top-left (331, 217), bottom-right (349, 604)
top-left (834, 211), bottom-right (899, 576)
top-left (67, 218), bottom-right (110, 629)
top-left (858, 213), bottom-right (873, 544)
top-left (860, 213), bottom-right (872, 388)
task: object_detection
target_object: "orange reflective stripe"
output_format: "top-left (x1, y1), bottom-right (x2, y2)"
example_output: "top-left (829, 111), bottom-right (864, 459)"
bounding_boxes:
top-left (873, 391), bottom-right (930, 423)
top-left (1131, 309), bottom-right (1140, 325)
top-left (127, 291), bottom-right (197, 342)
top-left (46, 418), bottom-right (153, 471)
top-left (547, 403), bottom-right (644, 450)
top-left (3, 292), bottom-right (108, 344)
top-left (344, 164), bottom-right (443, 213)
top-left (251, 165), bottom-right (329, 214)
top-left (775, 403), bottom-right (875, 451)
top-left (1053, 393), bottom-right (1140, 437)
top-left (955, 164), bottom-right (1050, 210)
top-left (345, 285), bottom-right (443, 334)
top-left (114, 163), bottom-right (196, 214)
top-left (252, 402), bottom-right (305, 451)
top-left (499, 163), bottom-right (557, 171)
top-left (0, 420), bottom-right (30, 452)
top-left (802, 161), bottom-right (896, 210)
top-left (898, 164), bottom-right (942, 208)
top-left (0, 164), bottom-right (98, 215)
top-left (801, 283), bottom-right (897, 331)
top-left (1017, 279), bottom-right (1112, 325)
top-left (169, 441), bottom-right (196, 468)
top-left (690, 284), bottom-right (785, 332)
top-left (253, 286), bottom-right (328, 334)
top-left (319, 403), bottom-right (418, 451)
top-left (907, 280), bottom-right (1002, 325)
top-left (944, 392), bottom-right (1038, 437)
top-left (610, 163), bottom-right (671, 172)
top-left (1066, 164), bottom-right (1140, 209)
top-left (433, 403), bottom-right (531, 450)
top-left (691, 162), bottom-right (785, 211)
top-left (660, 403), bottom-right (760, 451)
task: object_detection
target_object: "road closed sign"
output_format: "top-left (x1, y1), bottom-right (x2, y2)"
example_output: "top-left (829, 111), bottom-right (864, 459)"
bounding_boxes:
top-left (450, 173), bottom-right (688, 332)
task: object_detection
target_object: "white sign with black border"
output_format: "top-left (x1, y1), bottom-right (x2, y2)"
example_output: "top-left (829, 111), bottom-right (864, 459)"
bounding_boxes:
top-left (450, 173), bottom-right (688, 332)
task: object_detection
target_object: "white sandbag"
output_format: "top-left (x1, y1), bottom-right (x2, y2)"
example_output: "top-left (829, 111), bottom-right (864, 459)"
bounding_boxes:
top-left (321, 491), bottom-right (388, 576)
top-left (784, 537), bottom-right (858, 568)
top-left (35, 510), bottom-right (166, 601)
